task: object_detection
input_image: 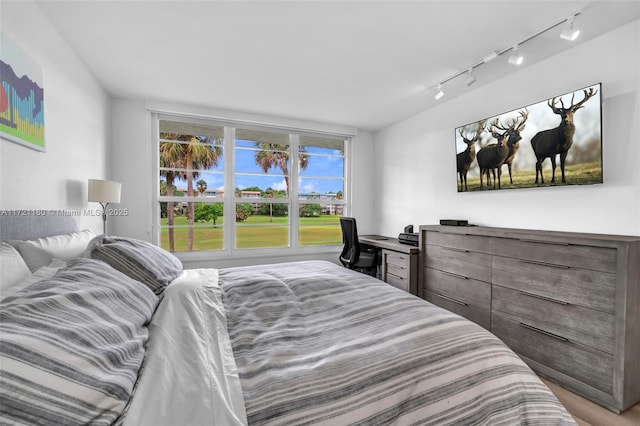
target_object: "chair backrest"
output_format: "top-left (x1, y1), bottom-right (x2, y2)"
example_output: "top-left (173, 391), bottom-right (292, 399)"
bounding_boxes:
top-left (339, 217), bottom-right (361, 267)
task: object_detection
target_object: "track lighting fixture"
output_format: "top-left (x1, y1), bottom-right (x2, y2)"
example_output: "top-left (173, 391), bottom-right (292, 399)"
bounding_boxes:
top-left (425, 11), bottom-right (582, 101)
top-left (465, 69), bottom-right (476, 86)
top-left (560, 15), bottom-right (580, 41)
top-left (483, 51), bottom-right (498, 63)
top-left (508, 45), bottom-right (524, 66)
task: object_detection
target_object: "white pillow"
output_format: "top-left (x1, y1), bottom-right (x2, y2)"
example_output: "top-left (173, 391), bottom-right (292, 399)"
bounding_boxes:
top-left (1, 258), bottom-right (67, 301)
top-left (10, 229), bottom-right (96, 272)
top-left (0, 242), bottom-right (31, 293)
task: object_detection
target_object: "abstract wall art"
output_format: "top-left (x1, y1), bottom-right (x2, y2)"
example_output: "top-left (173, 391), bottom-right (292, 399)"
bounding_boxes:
top-left (1, 32), bottom-right (46, 152)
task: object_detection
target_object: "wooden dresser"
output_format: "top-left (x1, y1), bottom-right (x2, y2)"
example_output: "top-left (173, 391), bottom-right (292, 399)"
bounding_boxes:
top-left (419, 225), bottom-right (640, 413)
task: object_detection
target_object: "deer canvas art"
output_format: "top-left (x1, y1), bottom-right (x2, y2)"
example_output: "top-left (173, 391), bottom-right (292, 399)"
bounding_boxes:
top-left (454, 83), bottom-right (602, 192)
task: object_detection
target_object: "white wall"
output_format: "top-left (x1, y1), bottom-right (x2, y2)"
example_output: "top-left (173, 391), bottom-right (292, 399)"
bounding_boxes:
top-left (110, 99), bottom-right (151, 241)
top-left (374, 19), bottom-right (640, 237)
top-left (0, 0), bottom-right (111, 233)
top-left (109, 99), bottom-right (376, 267)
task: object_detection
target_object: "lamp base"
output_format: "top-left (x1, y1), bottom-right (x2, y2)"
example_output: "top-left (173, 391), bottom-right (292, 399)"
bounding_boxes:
top-left (99, 202), bottom-right (110, 235)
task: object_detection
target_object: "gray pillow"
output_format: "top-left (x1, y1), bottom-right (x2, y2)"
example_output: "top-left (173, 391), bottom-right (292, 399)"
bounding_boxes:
top-left (87, 235), bottom-right (183, 295)
top-left (0, 258), bottom-right (159, 425)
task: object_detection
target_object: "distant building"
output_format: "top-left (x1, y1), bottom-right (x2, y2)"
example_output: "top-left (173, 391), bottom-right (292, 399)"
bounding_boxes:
top-left (175, 188), bottom-right (342, 215)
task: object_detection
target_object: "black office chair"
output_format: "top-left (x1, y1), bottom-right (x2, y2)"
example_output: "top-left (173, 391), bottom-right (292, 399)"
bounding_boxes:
top-left (339, 217), bottom-right (378, 277)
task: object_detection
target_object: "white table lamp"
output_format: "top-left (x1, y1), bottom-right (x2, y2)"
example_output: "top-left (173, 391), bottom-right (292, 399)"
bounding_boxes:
top-left (88, 179), bottom-right (121, 234)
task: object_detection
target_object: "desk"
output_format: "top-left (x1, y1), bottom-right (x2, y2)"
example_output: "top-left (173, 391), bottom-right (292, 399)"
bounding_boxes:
top-left (359, 235), bottom-right (419, 296)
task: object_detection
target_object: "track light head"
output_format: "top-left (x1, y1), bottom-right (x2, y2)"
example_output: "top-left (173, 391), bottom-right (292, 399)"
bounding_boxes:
top-left (465, 69), bottom-right (476, 86)
top-left (560, 16), bottom-right (580, 41)
top-left (434, 84), bottom-right (444, 100)
top-left (483, 51), bottom-right (498, 63)
top-left (508, 45), bottom-right (524, 66)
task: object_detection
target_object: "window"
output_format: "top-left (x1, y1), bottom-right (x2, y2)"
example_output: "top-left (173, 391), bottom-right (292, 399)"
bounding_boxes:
top-left (158, 119), bottom-right (225, 253)
top-left (234, 129), bottom-right (291, 249)
top-left (298, 135), bottom-right (345, 246)
top-left (156, 115), bottom-right (348, 255)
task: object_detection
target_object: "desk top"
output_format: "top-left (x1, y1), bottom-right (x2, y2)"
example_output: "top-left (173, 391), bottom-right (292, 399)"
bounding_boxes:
top-left (359, 235), bottom-right (419, 254)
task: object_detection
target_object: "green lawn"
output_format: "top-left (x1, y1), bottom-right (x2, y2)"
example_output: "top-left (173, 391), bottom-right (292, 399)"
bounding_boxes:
top-left (460, 162), bottom-right (602, 192)
top-left (160, 214), bottom-right (342, 251)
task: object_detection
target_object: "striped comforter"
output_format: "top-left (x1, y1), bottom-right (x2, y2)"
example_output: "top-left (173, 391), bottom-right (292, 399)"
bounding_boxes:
top-left (220, 260), bottom-right (576, 425)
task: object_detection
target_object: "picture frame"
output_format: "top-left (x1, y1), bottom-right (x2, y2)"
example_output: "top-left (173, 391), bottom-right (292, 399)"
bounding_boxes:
top-left (0, 32), bottom-right (46, 152)
top-left (455, 83), bottom-right (602, 192)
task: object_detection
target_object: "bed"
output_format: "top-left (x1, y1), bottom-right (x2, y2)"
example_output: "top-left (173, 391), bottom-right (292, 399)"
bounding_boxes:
top-left (0, 215), bottom-right (577, 425)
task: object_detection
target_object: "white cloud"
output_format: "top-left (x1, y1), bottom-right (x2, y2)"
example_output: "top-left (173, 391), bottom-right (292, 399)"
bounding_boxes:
top-left (273, 179), bottom-right (288, 191)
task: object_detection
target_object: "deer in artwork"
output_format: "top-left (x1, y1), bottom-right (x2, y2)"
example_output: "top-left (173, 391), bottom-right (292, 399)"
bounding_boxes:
top-left (477, 111), bottom-right (527, 189)
top-left (477, 119), bottom-right (510, 189)
top-left (530, 88), bottom-right (597, 184)
top-left (456, 124), bottom-right (484, 191)
top-left (498, 109), bottom-right (528, 184)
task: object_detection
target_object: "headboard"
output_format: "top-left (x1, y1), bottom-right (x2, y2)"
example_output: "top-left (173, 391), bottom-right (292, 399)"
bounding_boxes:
top-left (0, 214), bottom-right (79, 241)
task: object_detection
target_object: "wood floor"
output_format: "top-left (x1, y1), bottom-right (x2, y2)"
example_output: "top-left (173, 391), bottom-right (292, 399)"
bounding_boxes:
top-left (541, 379), bottom-right (640, 426)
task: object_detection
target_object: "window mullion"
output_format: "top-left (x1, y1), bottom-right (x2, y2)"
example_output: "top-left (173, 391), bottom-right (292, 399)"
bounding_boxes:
top-left (290, 134), bottom-right (300, 249)
top-left (151, 113), bottom-right (161, 245)
top-left (344, 137), bottom-right (352, 216)
top-left (225, 126), bottom-right (235, 253)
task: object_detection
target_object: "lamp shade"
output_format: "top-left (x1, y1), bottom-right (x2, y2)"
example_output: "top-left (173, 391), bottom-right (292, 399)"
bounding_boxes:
top-left (88, 179), bottom-right (121, 203)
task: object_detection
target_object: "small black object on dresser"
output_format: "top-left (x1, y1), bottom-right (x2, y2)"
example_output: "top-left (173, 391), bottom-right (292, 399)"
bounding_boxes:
top-left (439, 219), bottom-right (469, 226)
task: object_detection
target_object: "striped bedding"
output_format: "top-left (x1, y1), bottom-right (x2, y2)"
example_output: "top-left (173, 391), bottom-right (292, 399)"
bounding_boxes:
top-left (0, 258), bottom-right (158, 425)
top-left (219, 260), bottom-right (576, 425)
top-left (1, 256), bottom-right (576, 425)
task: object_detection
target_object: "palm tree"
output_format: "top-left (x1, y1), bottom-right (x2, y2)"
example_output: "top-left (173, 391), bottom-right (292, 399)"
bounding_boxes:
top-left (183, 136), bottom-right (222, 251)
top-left (160, 134), bottom-right (222, 251)
top-left (254, 143), bottom-right (309, 196)
top-left (196, 179), bottom-right (207, 196)
top-left (159, 139), bottom-right (186, 252)
top-left (264, 187), bottom-right (275, 222)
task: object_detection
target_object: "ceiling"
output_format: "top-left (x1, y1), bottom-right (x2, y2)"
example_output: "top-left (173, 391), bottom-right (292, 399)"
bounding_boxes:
top-left (34, 0), bottom-right (640, 131)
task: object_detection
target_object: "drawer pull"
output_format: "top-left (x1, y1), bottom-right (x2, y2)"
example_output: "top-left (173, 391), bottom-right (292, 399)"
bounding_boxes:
top-left (442, 271), bottom-right (468, 280)
top-left (387, 273), bottom-right (405, 281)
top-left (519, 290), bottom-right (569, 305)
top-left (521, 259), bottom-right (570, 269)
top-left (519, 322), bottom-right (569, 342)
top-left (518, 239), bottom-right (570, 246)
top-left (443, 247), bottom-right (470, 253)
top-left (437, 293), bottom-right (468, 306)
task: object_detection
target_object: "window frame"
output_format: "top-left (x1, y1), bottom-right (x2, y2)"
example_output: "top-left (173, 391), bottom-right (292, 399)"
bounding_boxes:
top-left (152, 112), bottom-right (351, 261)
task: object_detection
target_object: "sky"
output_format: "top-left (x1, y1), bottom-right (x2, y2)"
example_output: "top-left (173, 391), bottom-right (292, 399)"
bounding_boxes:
top-left (167, 140), bottom-right (344, 196)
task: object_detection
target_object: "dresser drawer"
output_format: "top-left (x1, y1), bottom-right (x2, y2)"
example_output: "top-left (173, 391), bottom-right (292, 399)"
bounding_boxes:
top-left (386, 273), bottom-right (409, 293)
top-left (386, 263), bottom-right (407, 280)
top-left (424, 267), bottom-right (491, 309)
top-left (425, 231), bottom-right (491, 254)
top-left (492, 312), bottom-right (613, 395)
top-left (383, 250), bottom-right (409, 281)
top-left (425, 245), bottom-right (491, 283)
top-left (492, 285), bottom-right (614, 353)
top-left (426, 290), bottom-right (490, 329)
top-left (424, 267), bottom-right (491, 329)
top-left (492, 238), bottom-right (617, 273)
top-left (383, 250), bottom-right (408, 279)
top-left (492, 255), bottom-right (616, 313)
top-left (384, 250), bottom-right (409, 268)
